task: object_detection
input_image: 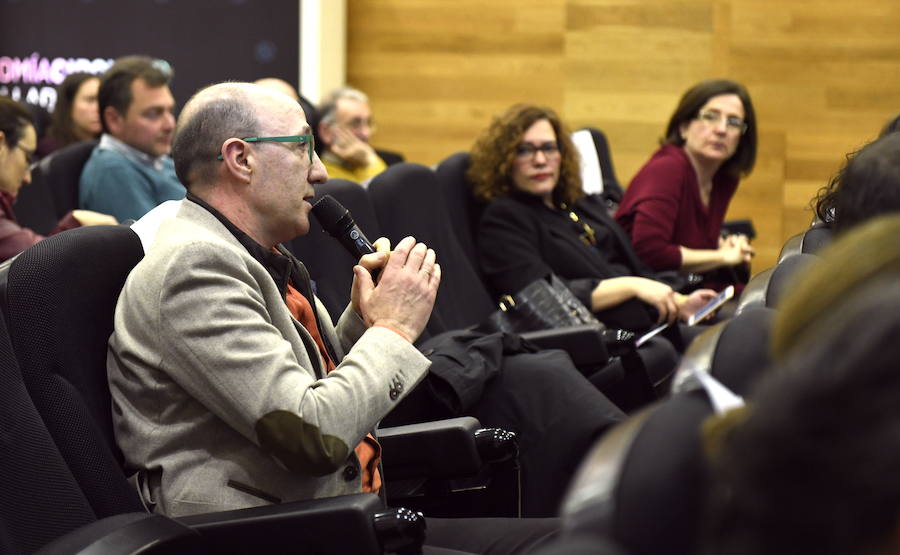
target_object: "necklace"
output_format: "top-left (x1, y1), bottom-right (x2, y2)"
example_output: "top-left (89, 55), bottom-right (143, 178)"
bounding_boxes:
top-left (560, 203), bottom-right (597, 247)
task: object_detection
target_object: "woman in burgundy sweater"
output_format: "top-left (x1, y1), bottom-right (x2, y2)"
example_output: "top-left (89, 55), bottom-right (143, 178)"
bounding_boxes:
top-left (615, 80), bottom-right (758, 291)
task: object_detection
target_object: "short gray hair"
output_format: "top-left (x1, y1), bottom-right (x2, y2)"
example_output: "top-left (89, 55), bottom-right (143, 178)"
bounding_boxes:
top-left (171, 83), bottom-right (260, 188)
top-left (316, 86), bottom-right (368, 126)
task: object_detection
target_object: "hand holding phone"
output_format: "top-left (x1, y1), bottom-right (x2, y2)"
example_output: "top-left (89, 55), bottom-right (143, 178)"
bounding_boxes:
top-left (686, 285), bottom-right (734, 325)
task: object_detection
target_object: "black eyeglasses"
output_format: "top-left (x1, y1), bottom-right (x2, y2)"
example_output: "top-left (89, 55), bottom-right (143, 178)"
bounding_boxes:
top-left (216, 135), bottom-right (315, 163)
top-left (515, 141), bottom-right (560, 161)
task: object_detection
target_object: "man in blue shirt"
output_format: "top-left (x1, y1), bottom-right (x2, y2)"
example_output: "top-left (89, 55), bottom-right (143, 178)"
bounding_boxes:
top-left (79, 56), bottom-right (185, 221)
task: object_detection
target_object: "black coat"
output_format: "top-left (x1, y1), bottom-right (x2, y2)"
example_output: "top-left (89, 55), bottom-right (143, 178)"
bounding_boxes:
top-left (477, 191), bottom-right (661, 332)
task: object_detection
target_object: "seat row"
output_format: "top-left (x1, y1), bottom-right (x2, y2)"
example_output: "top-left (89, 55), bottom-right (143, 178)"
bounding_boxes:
top-left (0, 224), bottom-right (524, 554)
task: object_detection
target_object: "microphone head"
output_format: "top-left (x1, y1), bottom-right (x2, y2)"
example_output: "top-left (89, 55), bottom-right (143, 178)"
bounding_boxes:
top-left (311, 195), bottom-right (350, 234)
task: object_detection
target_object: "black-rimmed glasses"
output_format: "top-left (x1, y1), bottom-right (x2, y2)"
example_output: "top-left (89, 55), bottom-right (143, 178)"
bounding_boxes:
top-left (515, 141), bottom-right (560, 161)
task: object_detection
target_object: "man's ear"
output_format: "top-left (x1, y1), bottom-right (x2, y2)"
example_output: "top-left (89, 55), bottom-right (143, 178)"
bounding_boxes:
top-left (104, 106), bottom-right (125, 136)
top-left (220, 138), bottom-right (253, 183)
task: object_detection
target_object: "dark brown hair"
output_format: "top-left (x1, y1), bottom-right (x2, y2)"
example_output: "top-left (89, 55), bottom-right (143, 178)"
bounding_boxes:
top-left (467, 104), bottom-right (582, 205)
top-left (0, 96), bottom-right (33, 149)
top-left (812, 132), bottom-right (900, 234)
top-left (662, 79), bottom-right (757, 180)
top-left (47, 72), bottom-right (100, 146)
top-left (98, 56), bottom-right (173, 134)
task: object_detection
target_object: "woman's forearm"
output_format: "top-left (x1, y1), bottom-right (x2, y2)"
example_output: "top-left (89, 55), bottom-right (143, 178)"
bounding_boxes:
top-left (589, 277), bottom-right (642, 312)
top-left (679, 246), bottom-right (729, 273)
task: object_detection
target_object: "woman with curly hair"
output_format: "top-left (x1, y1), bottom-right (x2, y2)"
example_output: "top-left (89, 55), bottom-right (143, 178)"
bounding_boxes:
top-left (615, 79), bottom-right (757, 291)
top-left (470, 104), bottom-right (716, 346)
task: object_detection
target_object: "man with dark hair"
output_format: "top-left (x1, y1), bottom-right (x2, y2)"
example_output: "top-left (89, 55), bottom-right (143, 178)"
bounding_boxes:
top-left (79, 55), bottom-right (185, 221)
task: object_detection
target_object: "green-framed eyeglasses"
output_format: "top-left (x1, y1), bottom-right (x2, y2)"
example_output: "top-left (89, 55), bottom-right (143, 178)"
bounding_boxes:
top-left (217, 135), bottom-right (315, 163)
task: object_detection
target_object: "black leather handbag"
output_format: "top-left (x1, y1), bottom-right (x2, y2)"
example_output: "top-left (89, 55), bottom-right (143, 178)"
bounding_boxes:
top-left (478, 274), bottom-right (603, 335)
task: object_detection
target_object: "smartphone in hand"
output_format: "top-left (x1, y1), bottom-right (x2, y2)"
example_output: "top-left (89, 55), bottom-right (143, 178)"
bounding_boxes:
top-left (687, 285), bottom-right (735, 326)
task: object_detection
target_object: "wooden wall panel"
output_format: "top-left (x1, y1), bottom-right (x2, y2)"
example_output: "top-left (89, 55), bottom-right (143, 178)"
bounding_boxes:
top-left (347, 0), bottom-right (900, 271)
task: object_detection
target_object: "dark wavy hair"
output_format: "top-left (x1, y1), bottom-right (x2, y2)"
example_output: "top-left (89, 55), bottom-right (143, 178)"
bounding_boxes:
top-left (662, 79), bottom-right (757, 180)
top-left (812, 132), bottom-right (900, 234)
top-left (467, 104), bottom-right (582, 205)
top-left (47, 72), bottom-right (100, 146)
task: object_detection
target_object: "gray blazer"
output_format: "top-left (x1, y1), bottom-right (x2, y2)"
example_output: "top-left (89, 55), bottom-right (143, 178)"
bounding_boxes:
top-left (108, 200), bottom-right (430, 517)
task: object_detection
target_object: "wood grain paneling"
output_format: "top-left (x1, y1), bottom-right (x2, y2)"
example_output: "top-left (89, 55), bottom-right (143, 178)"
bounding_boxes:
top-left (347, 0), bottom-right (900, 271)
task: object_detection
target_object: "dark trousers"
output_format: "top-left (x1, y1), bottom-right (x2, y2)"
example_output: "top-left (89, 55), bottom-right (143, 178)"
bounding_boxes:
top-left (387, 350), bottom-right (626, 517)
top-left (424, 516), bottom-right (560, 554)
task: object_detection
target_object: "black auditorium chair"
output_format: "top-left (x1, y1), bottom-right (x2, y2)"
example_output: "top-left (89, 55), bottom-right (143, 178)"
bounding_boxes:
top-left (28, 140), bottom-right (96, 218)
top-left (376, 148), bottom-right (405, 166)
top-left (576, 127), bottom-right (625, 212)
top-left (670, 306), bottom-right (775, 397)
top-left (10, 161), bottom-right (58, 236)
top-left (0, 225), bottom-right (511, 553)
top-left (0, 315), bottom-right (203, 554)
top-left (532, 535), bottom-right (628, 555)
top-left (736, 253), bottom-right (817, 314)
top-left (434, 152), bottom-right (485, 281)
top-left (777, 224), bottom-right (833, 263)
top-left (555, 388), bottom-right (726, 555)
top-left (13, 139), bottom-right (98, 235)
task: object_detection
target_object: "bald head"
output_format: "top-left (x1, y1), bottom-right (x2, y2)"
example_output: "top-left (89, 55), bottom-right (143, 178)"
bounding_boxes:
top-left (172, 82), bottom-right (293, 189)
top-left (253, 78), bottom-right (300, 102)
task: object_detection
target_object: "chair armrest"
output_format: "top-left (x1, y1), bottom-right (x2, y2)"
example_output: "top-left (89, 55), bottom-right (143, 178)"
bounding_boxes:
top-left (519, 323), bottom-right (610, 367)
top-left (36, 513), bottom-right (202, 555)
top-left (379, 416), bottom-right (485, 480)
top-left (177, 493), bottom-right (396, 555)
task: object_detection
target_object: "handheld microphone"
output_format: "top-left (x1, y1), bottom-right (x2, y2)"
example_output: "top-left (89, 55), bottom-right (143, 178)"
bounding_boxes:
top-left (311, 195), bottom-right (376, 259)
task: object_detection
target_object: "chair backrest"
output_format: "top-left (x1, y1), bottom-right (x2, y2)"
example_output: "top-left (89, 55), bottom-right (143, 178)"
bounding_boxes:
top-left (0, 225), bottom-right (146, 518)
top-left (286, 178), bottom-right (384, 322)
top-left (0, 315), bottom-right (100, 553)
top-left (375, 148), bottom-right (405, 166)
top-left (801, 225), bottom-right (833, 254)
top-left (434, 151), bottom-right (486, 278)
top-left (11, 166), bottom-right (59, 236)
top-left (39, 139), bottom-right (98, 218)
top-left (673, 306), bottom-right (774, 397)
top-left (778, 225), bottom-right (834, 264)
top-left (560, 389), bottom-right (716, 555)
top-left (777, 232), bottom-right (804, 265)
top-left (576, 127), bottom-right (623, 204)
top-left (736, 253), bottom-right (817, 314)
top-left (368, 163), bottom-right (497, 337)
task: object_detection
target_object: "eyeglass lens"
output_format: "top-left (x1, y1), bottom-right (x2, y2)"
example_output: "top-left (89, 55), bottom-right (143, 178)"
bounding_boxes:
top-left (516, 142), bottom-right (559, 159)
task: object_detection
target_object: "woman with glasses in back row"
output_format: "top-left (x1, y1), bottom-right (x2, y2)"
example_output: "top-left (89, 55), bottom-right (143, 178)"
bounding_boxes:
top-left (615, 79), bottom-right (758, 292)
top-left (470, 104), bottom-right (719, 405)
top-left (0, 97), bottom-right (116, 262)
